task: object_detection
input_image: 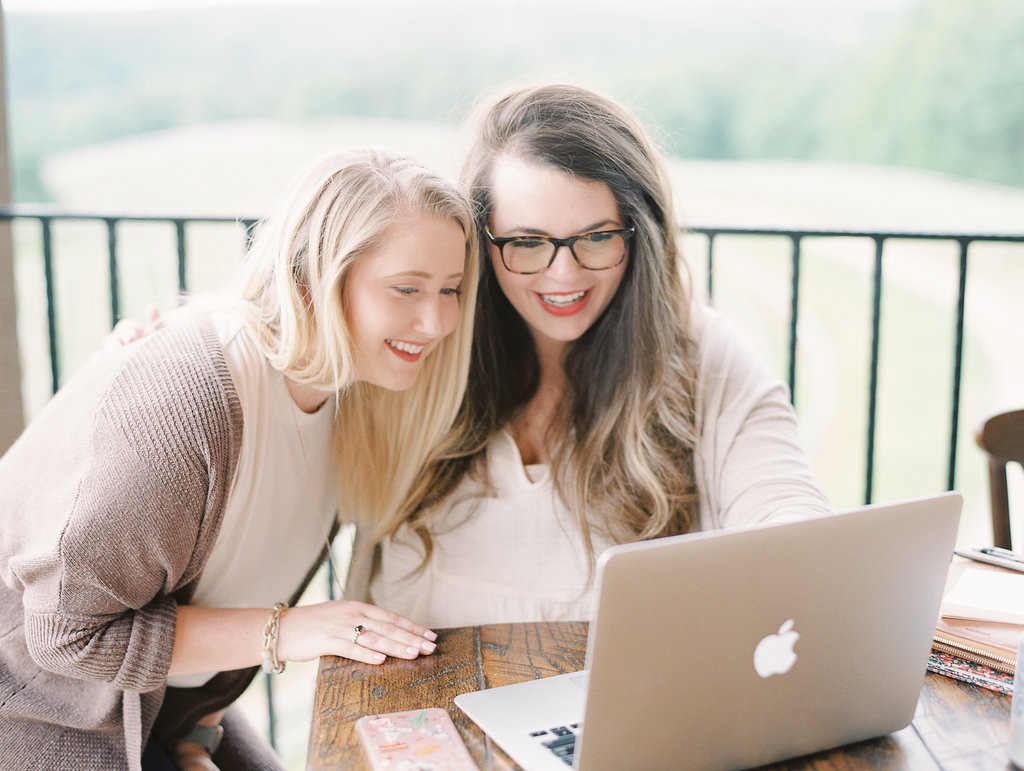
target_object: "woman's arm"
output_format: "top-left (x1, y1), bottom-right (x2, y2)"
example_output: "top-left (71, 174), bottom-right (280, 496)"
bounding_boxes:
top-left (171, 601), bottom-right (436, 674)
top-left (692, 305), bottom-right (833, 529)
top-left (10, 321), bottom-right (242, 691)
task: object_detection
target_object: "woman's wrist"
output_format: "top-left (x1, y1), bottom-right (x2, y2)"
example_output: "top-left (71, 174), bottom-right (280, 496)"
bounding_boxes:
top-left (260, 602), bottom-right (289, 674)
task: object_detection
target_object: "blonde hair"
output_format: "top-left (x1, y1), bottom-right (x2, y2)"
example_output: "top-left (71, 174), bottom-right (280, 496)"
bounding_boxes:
top-left (233, 147), bottom-right (479, 532)
top-left (396, 83), bottom-right (699, 565)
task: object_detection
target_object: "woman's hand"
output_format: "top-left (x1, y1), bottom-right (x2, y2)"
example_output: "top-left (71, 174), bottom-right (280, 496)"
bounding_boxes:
top-left (173, 602), bottom-right (437, 675)
top-left (278, 600), bottom-right (437, 666)
top-left (100, 303), bottom-right (163, 352)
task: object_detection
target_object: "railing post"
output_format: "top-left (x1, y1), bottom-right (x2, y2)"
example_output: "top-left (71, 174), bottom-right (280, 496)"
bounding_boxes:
top-left (106, 218), bottom-right (120, 326)
top-left (864, 237), bottom-right (886, 505)
top-left (242, 218), bottom-right (258, 250)
top-left (705, 231), bottom-right (716, 301)
top-left (41, 218), bottom-right (59, 394)
top-left (787, 234), bottom-right (802, 405)
top-left (175, 219), bottom-right (188, 295)
top-left (947, 238), bottom-right (970, 492)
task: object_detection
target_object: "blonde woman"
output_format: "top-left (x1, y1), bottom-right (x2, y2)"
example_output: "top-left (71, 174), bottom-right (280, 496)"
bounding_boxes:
top-left (367, 83), bottom-right (833, 626)
top-left (0, 147), bottom-right (478, 770)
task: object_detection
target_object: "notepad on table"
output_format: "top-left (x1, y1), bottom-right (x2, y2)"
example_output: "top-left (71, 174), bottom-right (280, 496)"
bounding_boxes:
top-left (941, 567), bottom-right (1024, 625)
top-left (929, 560), bottom-right (1023, 688)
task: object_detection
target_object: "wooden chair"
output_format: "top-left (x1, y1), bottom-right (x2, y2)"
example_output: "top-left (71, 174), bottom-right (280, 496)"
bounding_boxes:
top-left (975, 408), bottom-right (1024, 550)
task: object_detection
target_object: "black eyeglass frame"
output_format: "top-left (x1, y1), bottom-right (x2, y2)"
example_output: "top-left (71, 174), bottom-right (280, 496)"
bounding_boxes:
top-left (484, 226), bottom-right (636, 275)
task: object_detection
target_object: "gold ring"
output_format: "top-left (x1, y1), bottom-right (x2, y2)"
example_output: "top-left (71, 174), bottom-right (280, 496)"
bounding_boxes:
top-left (353, 624), bottom-right (366, 644)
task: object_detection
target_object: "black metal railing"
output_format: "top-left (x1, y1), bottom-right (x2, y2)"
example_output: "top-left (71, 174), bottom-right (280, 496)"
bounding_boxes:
top-left (7, 202), bottom-right (1024, 502)
top-left (3, 205), bottom-right (261, 395)
top-left (695, 225), bottom-right (1024, 504)
top-left (3, 203), bottom-right (1023, 752)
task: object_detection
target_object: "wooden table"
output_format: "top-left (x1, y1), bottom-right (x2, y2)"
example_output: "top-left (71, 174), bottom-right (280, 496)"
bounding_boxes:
top-left (306, 622), bottom-right (1012, 770)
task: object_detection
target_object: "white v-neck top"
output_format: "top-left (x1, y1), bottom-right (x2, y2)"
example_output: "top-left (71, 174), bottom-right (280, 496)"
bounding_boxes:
top-left (369, 303), bottom-right (832, 628)
top-left (168, 312), bottom-right (337, 687)
top-left (373, 429), bottom-right (612, 627)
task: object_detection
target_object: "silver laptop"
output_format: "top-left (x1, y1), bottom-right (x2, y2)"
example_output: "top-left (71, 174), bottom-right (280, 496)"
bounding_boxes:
top-left (455, 492), bottom-right (962, 770)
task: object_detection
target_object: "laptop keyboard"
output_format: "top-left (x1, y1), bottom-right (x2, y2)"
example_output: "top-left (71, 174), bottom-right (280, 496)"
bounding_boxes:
top-left (529, 723), bottom-right (581, 765)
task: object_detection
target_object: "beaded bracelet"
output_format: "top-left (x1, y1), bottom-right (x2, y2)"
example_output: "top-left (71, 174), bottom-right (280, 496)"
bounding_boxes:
top-left (260, 602), bottom-right (288, 674)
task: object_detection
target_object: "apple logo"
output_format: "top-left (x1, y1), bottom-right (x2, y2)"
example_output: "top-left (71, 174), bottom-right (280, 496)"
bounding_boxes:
top-left (753, 618), bottom-right (800, 678)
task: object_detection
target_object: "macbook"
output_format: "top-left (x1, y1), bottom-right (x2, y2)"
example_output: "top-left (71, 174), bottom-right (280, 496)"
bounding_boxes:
top-left (454, 492), bottom-right (962, 770)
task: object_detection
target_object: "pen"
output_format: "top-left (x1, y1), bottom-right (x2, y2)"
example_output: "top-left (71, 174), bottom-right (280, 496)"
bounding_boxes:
top-left (954, 547), bottom-right (1024, 573)
top-left (979, 547), bottom-right (1024, 564)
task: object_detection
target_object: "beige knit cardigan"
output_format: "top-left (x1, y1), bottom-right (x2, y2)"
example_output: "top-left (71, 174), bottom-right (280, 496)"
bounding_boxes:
top-left (0, 318), bottom-right (323, 770)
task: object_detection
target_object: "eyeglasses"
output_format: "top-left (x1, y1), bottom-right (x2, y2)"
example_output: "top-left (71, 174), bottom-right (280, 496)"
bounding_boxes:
top-left (485, 226), bottom-right (635, 275)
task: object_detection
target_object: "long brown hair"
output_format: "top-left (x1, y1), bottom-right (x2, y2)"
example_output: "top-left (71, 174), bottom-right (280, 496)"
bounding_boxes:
top-left (387, 84), bottom-right (699, 562)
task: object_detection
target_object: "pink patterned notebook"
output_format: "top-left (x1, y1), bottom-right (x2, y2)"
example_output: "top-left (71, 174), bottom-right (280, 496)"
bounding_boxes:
top-left (355, 708), bottom-right (478, 770)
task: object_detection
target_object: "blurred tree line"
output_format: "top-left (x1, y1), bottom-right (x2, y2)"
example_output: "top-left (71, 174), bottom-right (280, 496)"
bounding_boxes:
top-left (5, 0), bottom-right (1022, 202)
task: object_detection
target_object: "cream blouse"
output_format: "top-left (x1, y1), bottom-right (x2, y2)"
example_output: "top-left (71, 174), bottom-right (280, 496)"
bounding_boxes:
top-left (369, 303), bottom-right (832, 627)
top-left (168, 312), bottom-right (337, 687)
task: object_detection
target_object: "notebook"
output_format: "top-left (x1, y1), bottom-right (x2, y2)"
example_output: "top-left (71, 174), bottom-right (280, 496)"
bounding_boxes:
top-left (454, 492), bottom-right (963, 770)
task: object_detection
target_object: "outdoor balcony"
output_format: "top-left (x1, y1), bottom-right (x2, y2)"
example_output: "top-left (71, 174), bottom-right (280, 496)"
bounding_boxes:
top-left (2, 175), bottom-right (1023, 767)
top-left (2, 2), bottom-right (1023, 767)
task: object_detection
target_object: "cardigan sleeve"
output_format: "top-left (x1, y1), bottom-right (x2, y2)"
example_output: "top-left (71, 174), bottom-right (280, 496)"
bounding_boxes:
top-left (692, 304), bottom-right (833, 530)
top-left (5, 320), bottom-right (242, 693)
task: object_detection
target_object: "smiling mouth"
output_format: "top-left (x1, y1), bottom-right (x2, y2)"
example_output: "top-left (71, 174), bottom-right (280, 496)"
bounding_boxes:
top-left (386, 339), bottom-right (426, 361)
top-left (538, 290), bottom-right (587, 307)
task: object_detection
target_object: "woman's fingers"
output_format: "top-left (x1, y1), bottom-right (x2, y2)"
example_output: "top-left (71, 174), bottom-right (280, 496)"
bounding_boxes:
top-left (342, 636), bottom-right (387, 665)
top-left (349, 621), bottom-right (437, 660)
top-left (100, 318), bottom-right (147, 352)
top-left (277, 601), bottom-right (437, 666)
top-left (360, 602), bottom-right (438, 642)
top-left (145, 302), bottom-right (164, 328)
top-left (98, 305), bottom-right (164, 354)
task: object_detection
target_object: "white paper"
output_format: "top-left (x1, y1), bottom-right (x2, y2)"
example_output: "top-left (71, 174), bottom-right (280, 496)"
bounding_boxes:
top-left (942, 567), bottom-right (1024, 624)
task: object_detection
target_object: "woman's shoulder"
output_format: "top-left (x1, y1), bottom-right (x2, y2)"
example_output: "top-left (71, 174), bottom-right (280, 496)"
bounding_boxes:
top-left (687, 302), bottom-right (762, 371)
top-left (207, 309), bottom-right (272, 384)
top-left (120, 315), bottom-right (234, 392)
top-left (685, 300), bottom-right (784, 404)
top-left (687, 301), bottom-right (750, 352)
top-left (0, 315), bottom-right (244, 558)
top-left (89, 314), bottom-right (244, 452)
